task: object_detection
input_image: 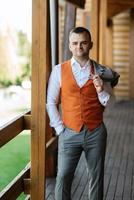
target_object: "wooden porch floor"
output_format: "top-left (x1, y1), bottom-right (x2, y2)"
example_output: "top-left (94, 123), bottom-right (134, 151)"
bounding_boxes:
top-left (46, 100), bottom-right (134, 200)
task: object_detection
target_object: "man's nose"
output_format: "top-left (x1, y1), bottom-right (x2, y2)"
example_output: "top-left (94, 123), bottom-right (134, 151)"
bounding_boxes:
top-left (78, 43), bottom-right (82, 48)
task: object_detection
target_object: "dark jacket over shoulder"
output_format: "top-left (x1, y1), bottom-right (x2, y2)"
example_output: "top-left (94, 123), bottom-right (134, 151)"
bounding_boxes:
top-left (92, 60), bottom-right (120, 87)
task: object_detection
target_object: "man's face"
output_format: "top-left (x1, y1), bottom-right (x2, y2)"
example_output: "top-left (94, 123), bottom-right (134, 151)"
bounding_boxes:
top-left (69, 32), bottom-right (93, 59)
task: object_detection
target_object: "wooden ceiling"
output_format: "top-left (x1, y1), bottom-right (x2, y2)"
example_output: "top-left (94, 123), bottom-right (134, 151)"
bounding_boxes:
top-left (65, 0), bottom-right (85, 9)
top-left (108, 0), bottom-right (134, 18)
top-left (65, 0), bottom-right (134, 18)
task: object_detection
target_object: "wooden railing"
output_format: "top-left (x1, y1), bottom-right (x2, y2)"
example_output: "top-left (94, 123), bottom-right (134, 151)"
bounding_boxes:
top-left (0, 111), bottom-right (58, 200)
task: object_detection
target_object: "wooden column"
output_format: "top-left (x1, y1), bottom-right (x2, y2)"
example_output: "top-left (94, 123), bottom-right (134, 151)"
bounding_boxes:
top-left (62, 2), bottom-right (76, 61)
top-left (130, 8), bottom-right (134, 99)
top-left (99, 0), bottom-right (107, 65)
top-left (65, 0), bottom-right (85, 8)
top-left (106, 19), bottom-right (113, 67)
top-left (90, 0), bottom-right (99, 61)
top-left (90, 0), bottom-right (107, 65)
top-left (31, 0), bottom-right (49, 199)
top-left (46, 0), bottom-right (57, 177)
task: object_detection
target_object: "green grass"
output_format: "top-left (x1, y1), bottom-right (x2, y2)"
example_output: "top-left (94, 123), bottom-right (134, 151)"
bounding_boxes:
top-left (0, 131), bottom-right (30, 199)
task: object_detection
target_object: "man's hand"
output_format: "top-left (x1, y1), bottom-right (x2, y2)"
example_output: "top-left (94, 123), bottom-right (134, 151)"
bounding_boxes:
top-left (92, 74), bottom-right (103, 93)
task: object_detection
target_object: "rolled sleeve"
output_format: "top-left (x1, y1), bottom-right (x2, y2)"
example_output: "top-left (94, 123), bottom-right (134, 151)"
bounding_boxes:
top-left (98, 90), bottom-right (110, 106)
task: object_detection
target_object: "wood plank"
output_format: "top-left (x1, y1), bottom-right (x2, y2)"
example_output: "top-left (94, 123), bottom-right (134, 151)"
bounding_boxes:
top-left (46, 137), bottom-right (58, 156)
top-left (122, 128), bottom-right (134, 199)
top-left (99, 0), bottom-right (107, 65)
top-left (0, 111), bottom-right (29, 147)
top-left (45, 0), bottom-right (57, 178)
top-left (62, 2), bottom-right (76, 61)
top-left (0, 163), bottom-right (30, 200)
top-left (115, 141), bottom-right (129, 198)
top-left (90, 0), bottom-right (108, 64)
top-left (23, 114), bottom-right (31, 130)
top-left (90, 0), bottom-right (99, 61)
top-left (65, 0), bottom-right (85, 9)
top-left (105, 101), bottom-right (134, 199)
top-left (31, 0), bottom-right (48, 199)
top-left (46, 118), bottom-right (58, 177)
top-left (23, 178), bottom-right (31, 194)
top-left (106, 19), bottom-right (113, 67)
top-left (108, 0), bottom-right (134, 5)
top-left (104, 106), bottom-right (125, 197)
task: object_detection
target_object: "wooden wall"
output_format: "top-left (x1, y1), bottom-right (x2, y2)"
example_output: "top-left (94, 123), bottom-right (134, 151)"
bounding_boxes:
top-left (59, 2), bottom-right (65, 62)
top-left (112, 11), bottom-right (130, 100)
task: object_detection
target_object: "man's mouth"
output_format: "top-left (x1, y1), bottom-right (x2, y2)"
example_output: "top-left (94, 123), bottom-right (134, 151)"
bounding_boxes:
top-left (77, 49), bottom-right (83, 52)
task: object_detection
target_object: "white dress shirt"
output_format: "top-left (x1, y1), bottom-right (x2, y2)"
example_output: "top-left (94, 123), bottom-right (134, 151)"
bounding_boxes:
top-left (46, 57), bottom-right (111, 135)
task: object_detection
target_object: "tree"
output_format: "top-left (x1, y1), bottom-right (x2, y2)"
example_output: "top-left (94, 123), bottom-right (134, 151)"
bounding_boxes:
top-left (17, 30), bottom-right (31, 81)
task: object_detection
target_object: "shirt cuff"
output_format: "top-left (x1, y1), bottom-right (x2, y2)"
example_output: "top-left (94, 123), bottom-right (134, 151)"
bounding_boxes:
top-left (55, 124), bottom-right (65, 135)
top-left (98, 90), bottom-right (110, 106)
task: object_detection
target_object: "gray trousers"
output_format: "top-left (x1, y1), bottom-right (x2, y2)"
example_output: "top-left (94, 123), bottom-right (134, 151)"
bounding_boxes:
top-left (55, 123), bottom-right (107, 200)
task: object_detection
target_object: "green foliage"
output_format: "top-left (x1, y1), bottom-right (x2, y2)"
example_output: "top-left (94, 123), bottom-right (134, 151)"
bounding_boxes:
top-left (17, 31), bottom-right (31, 82)
top-left (15, 76), bottom-right (22, 86)
top-left (21, 63), bottom-right (31, 79)
top-left (0, 79), bottom-right (13, 87)
top-left (0, 30), bottom-right (31, 87)
top-left (17, 31), bottom-right (31, 57)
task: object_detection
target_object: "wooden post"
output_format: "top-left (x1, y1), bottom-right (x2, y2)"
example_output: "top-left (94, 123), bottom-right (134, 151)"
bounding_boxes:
top-left (105, 19), bottom-right (113, 67)
top-left (90, 0), bottom-right (100, 61)
top-left (31, 0), bottom-right (49, 199)
top-left (65, 0), bottom-right (85, 8)
top-left (46, 0), bottom-right (57, 177)
top-left (99, 0), bottom-right (107, 65)
top-left (90, 0), bottom-right (107, 65)
top-left (130, 8), bottom-right (134, 99)
top-left (62, 2), bottom-right (76, 61)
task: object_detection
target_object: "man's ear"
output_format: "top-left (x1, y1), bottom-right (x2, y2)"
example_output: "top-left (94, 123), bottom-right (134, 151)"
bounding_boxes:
top-left (89, 41), bottom-right (93, 49)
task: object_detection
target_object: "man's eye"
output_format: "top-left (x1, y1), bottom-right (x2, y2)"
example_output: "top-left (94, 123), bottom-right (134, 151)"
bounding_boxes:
top-left (82, 41), bottom-right (88, 45)
top-left (72, 42), bottom-right (77, 45)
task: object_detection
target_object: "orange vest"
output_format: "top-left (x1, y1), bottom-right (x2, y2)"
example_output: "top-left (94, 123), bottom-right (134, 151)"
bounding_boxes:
top-left (61, 60), bottom-right (104, 132)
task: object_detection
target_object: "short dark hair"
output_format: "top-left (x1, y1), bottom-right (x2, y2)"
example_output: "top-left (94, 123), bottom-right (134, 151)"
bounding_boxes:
top-left (69, 27), bottom-right (92, 40)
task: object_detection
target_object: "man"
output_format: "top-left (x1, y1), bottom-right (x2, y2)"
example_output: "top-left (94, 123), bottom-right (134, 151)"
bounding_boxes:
top-left (46, 27), bottom-right (119, 200)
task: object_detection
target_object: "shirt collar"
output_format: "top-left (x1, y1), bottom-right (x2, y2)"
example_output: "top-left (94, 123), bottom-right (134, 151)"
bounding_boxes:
top-left (71, 57), bottom-right (91, 69)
